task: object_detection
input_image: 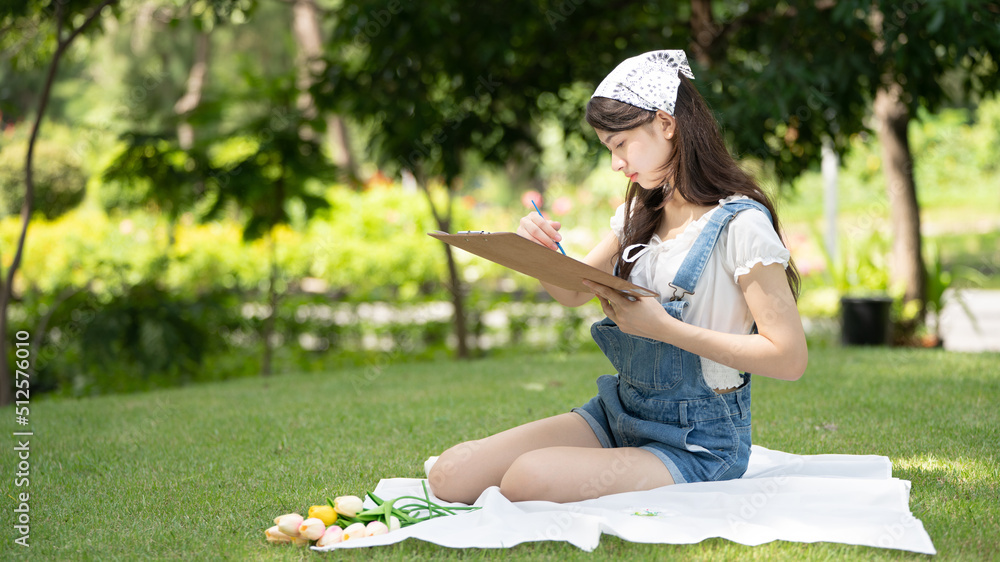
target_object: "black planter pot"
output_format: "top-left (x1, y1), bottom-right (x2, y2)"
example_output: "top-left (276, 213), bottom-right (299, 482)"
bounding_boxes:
top-left (840, 296), bottom-right (894, 346)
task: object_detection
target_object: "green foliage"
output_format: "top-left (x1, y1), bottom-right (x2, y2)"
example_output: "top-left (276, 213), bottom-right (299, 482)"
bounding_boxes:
top-left (4, 0), bottom-right (1000, 401)
top-left (1, 181), bottom-right (463, 396)
top-left (1, 182), bottom-right (456, 299)
top-left (782, 96), bottom-right (1000, 225)
top-left (857, 0), bottom-right (1000, 112)
top-left (921, 238), bottom-right (988, 337)
top-left (100, 134), bottom-right (206, 219)
top-left (797, 224), bottom-right (891, 319)
top-left (318, 0), bottom-right (1000, 192)
top-left (709, 1), bottom-right (1000, 183)
top-left (202, 119), bottom-right (335, 241)
top-left (816, 227), bottom-right (892, 298)
top-left (704, 3), bottom-right (873, 181)
top-left (1, 206), bottom-right (164, 294)
top-left (0, 0), bottom-right (123, 68)
top-left (316, 0), bottom-right (686, 185)
top-left (309, 185), bottom-right (449, 300)
top-left (930, 229), bottom-right (1000, 290)
top-left (78, 281), bottom-right (210, 380)
top-left (6, 96), bottom-right (1000, 396)
top-left (102, 103), bottom-right (336, 240)
top-left (13, 277), bottom-right (220, 395)
top-left (0, 137), bottom-right (86, 219)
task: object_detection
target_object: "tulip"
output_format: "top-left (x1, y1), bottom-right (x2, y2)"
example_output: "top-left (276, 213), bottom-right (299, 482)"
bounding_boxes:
top-left (264, 525), bottom-right (292, 544)
top-left (308, 504), bottom-right (337, 526)
top-left (387, 515), bottom-right (401, 532)
top-left (316, 526), bottom-right (344, 547)
top-left (291, 536), bottom-right (311, 547)
top-left (274, 513), bottom-right (304, 537)
top-left (333, 495), bottom-right (364, 518)
top-left (341, 522), bottom-right (369, 541)
top-left (298, 517), bottom-right (326, 541)
top-left (366, 521), bottom-right (389, 536)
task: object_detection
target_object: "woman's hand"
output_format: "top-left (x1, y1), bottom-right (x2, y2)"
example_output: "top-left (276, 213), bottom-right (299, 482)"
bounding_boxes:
top-left (586, 263), bottom-right (807, 381)
top-left (582, 280), bottom-right (674, 341)
top-left (516, 212), bottom-right (563, 252)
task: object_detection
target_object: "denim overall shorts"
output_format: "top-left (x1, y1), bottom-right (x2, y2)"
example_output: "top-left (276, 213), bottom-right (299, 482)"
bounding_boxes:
top-left (573, 199), bottom-right (773, 484)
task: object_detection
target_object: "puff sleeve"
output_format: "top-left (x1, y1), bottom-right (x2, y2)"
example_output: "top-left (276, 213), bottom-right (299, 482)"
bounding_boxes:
top-left (609, 203), bottom-right (627, 242)
top-left (723, 208), bottom-right (791, 283)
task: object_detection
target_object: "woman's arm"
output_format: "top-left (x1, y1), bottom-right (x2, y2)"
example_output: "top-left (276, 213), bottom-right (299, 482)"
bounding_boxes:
top-left (516, 214), bottom-right (620, 308)
top-left (584, 261), bottom-right (808, 380)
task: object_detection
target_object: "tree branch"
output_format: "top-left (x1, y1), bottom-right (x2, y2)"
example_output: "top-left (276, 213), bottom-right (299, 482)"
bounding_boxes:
top-left (60, 0), bottom-right (119, 49)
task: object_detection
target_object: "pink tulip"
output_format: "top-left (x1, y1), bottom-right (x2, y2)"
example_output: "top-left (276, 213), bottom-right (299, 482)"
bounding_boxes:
top-left (366, 520), bottom-right (389, 536)
top-left (341, 522), bottom-right (369, 541)
top-left (264, 525), bottom-right (292, 544)
top-left (298, 517), bottom-right (326, 540)
top-left (388, 515), bottom-right (401, 532)
top-left (274, 513), bottom-right (303, 537)
top-left (316, 526), bottom-right (344, 547)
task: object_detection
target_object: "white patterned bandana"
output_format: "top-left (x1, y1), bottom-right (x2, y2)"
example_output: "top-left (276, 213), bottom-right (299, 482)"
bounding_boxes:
top-left (592, 50), bottom-right (695, 116)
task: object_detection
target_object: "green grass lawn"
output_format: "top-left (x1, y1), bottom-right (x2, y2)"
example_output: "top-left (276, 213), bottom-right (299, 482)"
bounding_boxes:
top-left (2, 346), bottom-right (998, 560)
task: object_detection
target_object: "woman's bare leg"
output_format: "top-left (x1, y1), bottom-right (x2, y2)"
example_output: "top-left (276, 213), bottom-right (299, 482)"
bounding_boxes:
top-left (428, 412), bottom-right (676, 504)
top-left (428, 412), bottom-right (601, 503)
top-left (499, 445), bottom-right (675, 503)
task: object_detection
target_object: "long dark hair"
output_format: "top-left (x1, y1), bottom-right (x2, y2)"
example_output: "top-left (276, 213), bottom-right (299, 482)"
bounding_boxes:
top-left (586, 76), bottom-right (801, 298)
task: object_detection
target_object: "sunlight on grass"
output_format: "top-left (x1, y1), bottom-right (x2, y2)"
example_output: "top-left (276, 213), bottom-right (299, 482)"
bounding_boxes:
top-left (895, 454), bottom-right (1000, 487)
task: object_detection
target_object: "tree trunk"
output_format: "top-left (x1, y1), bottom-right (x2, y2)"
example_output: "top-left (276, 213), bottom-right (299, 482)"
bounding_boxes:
top-left (291, 0), bottom-right (323, 121)
top-left (1, 0), bottom-right (117, 406)
top-left (290, 0), bottom-right (358, 180)
top-left (689, 0), bottom-right (719, 67)
top-left (174, 30), bottom-right (211, 150)
top-left (442, 239), bottom-right (471, 359)
top-left (260, 231), bottom-right (279, 377)
top-left (418, 180), bottom-right (470, 358)
top-left (328, 116), bottom-right (357, 181)
top-left (873, 83), bottom-right (926, 310)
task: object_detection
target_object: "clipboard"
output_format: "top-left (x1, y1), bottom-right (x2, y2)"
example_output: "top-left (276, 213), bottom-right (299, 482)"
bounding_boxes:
top-left (428, 231), bottom-right (659, 299)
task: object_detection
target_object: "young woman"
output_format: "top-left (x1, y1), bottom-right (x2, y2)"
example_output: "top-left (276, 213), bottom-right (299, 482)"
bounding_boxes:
top-left (428, 50), bottom-right (807, 504)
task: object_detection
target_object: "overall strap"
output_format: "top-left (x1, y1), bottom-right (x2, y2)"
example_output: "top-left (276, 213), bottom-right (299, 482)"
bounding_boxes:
top-left (665, 199), bottom-right (773, 301)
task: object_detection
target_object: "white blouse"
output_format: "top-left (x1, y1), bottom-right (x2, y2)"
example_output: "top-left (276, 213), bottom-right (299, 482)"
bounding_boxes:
top-left (609, 195), bottom-right (791, 389)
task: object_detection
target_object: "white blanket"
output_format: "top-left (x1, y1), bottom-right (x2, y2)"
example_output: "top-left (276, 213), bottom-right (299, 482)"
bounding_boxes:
top-left (313, 445), bottom-right (936, 554)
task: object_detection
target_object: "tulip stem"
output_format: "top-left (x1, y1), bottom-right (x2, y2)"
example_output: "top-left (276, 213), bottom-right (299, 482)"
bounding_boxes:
top-left (322, 483), bottom-right (481, 533)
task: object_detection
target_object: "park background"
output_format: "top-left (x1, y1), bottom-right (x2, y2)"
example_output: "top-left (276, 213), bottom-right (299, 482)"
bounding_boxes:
top-left (1, 1), bottom-right (998, 560)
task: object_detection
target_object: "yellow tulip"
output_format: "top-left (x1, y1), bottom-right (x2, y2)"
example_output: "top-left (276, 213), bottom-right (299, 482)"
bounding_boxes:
top-left (308, 504), bottom-right (337, 526)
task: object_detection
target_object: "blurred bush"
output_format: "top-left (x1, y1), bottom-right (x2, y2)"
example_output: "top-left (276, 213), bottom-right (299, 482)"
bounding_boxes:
top-left (2, 179), bottom-right (576, 397)
top-left (0, 138), bottom-right (87, 219)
